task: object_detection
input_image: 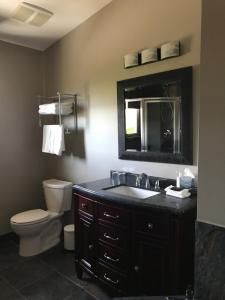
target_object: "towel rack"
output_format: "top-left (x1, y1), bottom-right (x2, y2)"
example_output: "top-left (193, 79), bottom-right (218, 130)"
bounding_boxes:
top-left (37, 92), bottom-right (78, 133)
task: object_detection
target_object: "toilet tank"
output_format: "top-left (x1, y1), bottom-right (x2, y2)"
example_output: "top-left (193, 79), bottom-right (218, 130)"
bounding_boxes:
top-left (43, 179), bottom-right (72, 213)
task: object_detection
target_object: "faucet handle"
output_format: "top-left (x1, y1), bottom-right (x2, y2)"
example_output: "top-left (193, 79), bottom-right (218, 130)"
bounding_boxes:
top-left (154, 179), bottom-right (160, 191)
top-left (111, 171), bottom-right (120, 186)
top-left (135, 175), bottom-right (141, 187)
top-left (118, 172), bottom-right (126, 185)
top-left (145, 177), bottom-right (151, 189)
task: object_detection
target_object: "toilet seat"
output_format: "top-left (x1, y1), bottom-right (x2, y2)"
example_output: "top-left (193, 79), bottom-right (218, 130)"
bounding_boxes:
top-left (11, 209), bottom-right (49, 225)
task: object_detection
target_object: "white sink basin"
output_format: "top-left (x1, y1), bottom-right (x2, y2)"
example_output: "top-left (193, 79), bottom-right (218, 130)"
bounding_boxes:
top-left (105, 186), bottom-right (160, 199)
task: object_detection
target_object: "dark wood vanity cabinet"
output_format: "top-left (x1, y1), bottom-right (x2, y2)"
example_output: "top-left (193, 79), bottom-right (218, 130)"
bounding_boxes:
top-left (77, 214), bottom-right (95, 273)
top-left (76, 195), bottom-right (95, 276)
top-left (134, 236), bottom-right (169, 294)
top-left (74, 192), bottom-right (196, 296)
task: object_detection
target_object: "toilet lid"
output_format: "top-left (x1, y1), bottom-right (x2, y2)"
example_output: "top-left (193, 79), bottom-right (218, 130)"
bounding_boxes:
top-left (11, 209), bottom-right (49, 224)
top-left (43, 179), bottom-right (72, 189)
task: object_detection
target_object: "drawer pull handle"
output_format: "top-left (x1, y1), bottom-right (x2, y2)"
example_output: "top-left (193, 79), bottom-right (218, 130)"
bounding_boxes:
top-left (104, 273), bottom-right (119, 285)
top-left (103, 212), bottom-right (119, 219)
top-left (104, 233), bottom-right (119, 241)
top-left (104, 252), bottom-right (120, 262)
top-left (147, 223), bottom-right (153, 230)
top-left (81, 203), bottom-right (87, 209)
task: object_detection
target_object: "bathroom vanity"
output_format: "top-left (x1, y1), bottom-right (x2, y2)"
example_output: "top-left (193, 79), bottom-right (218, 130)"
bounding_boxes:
top-left (73, 178), bottom-right (196, 296)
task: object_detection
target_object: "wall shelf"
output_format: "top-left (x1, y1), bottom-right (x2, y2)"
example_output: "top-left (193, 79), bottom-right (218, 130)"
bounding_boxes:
top-left (37, 92), bottom-right (77, 133)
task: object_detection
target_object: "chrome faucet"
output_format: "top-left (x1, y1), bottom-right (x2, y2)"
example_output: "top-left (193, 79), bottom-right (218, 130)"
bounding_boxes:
top-left (136, 173), bottom-right (150, 189)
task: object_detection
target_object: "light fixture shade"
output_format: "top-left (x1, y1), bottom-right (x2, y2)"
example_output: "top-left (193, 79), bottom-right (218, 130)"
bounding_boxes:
top-left (141, 47), bottom-right (159, 64)
top-left (11, 2), bottom-right (53, 27)
top-left (124, 52), bottom-right (139, 68)
top-left (160, 41), bottom-right (180, 60)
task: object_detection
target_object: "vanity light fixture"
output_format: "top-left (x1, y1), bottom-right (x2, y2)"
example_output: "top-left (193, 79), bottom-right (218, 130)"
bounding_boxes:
top-left (124, 40), bottom-right (181, 69)
top-left (11, 2), bottom-right (53, 27)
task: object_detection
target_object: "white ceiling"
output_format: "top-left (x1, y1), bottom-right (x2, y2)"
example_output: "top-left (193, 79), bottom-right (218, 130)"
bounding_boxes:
top-left (0, 0), bottom-right (112, 51)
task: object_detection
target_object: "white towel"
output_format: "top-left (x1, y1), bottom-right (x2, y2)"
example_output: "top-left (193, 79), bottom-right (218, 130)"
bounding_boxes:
top-left (42, 125), bottom-right (65, 156)
top-left (39, 103), bottom-right (73, 115)
top-left (165, 185), bottom-right (191, 198)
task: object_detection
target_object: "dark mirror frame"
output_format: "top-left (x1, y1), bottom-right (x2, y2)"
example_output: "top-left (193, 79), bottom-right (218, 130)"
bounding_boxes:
top-left (117, 66), bottom-right (193, 164)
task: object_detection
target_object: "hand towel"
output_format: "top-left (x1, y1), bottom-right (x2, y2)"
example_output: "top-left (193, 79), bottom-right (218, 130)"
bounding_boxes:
top-left (165, 185), bottom-right (191, 198)
top-left (42, 125), bottom-right (65, 156)
top-left (39, 103), bottom-right (73, 115)
top-left (166, 189), bottom-right (191, 198)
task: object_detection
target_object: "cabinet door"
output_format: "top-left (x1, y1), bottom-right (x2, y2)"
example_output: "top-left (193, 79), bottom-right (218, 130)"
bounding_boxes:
top-left (134, 237), bottom-right (169, 295)
top-left (77, 214), bottom-right (95, 273)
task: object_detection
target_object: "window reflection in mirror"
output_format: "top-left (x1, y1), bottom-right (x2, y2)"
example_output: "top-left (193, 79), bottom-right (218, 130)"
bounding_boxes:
top-left (117, 67), bottom-right (193, 164)
top-left (125, 97), bottom-right (181, 154)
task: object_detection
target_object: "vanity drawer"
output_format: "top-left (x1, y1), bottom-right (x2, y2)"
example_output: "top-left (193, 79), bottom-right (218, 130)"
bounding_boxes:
top-left (78, 195), bottom-right (95, 216)
top-left (135, 212), bottom-right (169, 239)
top-left (98, 242), bottom-right (127, 271)
top-left (98, 203), bottom-right (129, 226)
top-left (98, 223), bottom-right (128, 250)
top-left (98, 262), bottom-right (127, 292)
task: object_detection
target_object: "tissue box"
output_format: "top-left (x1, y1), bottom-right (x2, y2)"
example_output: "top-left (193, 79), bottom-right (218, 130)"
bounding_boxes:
top-left (180, 176), bottom-right (193, 188)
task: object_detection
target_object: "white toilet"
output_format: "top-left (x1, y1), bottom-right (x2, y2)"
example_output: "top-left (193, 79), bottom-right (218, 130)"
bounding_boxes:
top-left (10, 179), bottom-right (72, 257)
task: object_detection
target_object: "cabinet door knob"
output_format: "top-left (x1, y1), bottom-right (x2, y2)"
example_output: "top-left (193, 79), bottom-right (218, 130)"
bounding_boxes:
top-left (147, 223), bottom-right (153, 230)
top-left (81, 203), bottom-right (87, 209)
top-left (134, 265), bottom-right (139, 272)
top-left (88, 244), bottom-right (93, 250)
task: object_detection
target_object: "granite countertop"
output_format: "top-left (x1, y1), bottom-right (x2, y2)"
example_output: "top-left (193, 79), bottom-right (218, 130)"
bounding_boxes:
top-left (73, 178), bottom-right (197, 215)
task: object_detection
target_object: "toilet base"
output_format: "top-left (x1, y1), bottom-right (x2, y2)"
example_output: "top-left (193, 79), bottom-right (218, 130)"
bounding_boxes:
top-left (18, 217), bottom-right (62, 257)
top-left (19, 236), bottom-right (60, 257)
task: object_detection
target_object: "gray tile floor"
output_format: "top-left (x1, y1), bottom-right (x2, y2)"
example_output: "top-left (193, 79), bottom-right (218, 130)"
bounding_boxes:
top-left (0, 235), bottom-right (112, 300)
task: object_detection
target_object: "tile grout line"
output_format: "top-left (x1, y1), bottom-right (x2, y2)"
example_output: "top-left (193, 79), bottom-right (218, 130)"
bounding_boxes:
top-left (39, 258), bottom-right (102, 300)
top-left (18, 270), bottom-right (56, 293)
top-left (3, 240), bottom-right (108, 300)
top-left (0, 257), bottom-right (32, 273)
top-left (0, 256), bottom-right (56, 291)
top-left (17, 263), bottom-right (56, 292)
top-left (0, 274), bottom-right (27, 300)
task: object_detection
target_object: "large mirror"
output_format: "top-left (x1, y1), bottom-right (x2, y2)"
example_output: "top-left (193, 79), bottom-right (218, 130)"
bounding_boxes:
top-left (117, 67), bottom-right (193, 164)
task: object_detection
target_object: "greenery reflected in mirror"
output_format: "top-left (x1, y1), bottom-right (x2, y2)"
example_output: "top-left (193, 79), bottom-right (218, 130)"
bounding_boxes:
top-left (117, 67), bottom-right (193, 164)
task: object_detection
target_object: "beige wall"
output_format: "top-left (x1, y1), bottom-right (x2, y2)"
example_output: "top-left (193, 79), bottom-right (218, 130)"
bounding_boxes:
top-left (198, 0), bottom-right (225, 228)
top-left (0, 41), bottom-right (44, 234)
top-left (2, 0), bottom-right (224, 233)
top-left (43, 0), bottom-right (201, 184)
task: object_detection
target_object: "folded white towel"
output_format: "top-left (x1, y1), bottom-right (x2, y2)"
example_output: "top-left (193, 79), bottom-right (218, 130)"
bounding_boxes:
top-left (165, 185), bottom-right (191, 198)
top-left (166, 190), bottom-right (191, 198)
top-left (42, 125), bottom-right (65, 156)
top-left (39, 103), bottom-right (73, 115)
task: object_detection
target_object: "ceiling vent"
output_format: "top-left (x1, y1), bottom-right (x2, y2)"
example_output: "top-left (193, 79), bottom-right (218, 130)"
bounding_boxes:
top-left (12, 2), bottom-right (53, 27)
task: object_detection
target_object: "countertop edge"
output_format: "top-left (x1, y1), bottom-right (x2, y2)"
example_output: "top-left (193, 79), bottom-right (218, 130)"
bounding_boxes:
top-left (72, 178), bottom-right (197, 215)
